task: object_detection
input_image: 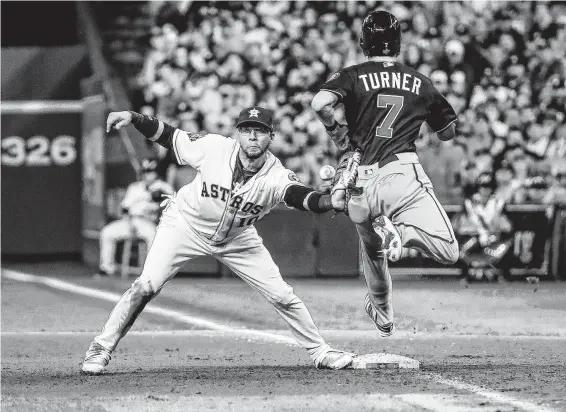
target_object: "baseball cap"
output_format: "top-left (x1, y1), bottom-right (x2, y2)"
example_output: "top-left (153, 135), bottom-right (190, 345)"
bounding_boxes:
top-left (236, 106), bottom-right (274, 131)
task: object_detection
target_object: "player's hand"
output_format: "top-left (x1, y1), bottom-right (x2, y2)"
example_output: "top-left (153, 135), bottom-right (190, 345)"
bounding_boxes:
top-left (330, 182), bottom-right (347, 211)
top-left (106, 111), bottom-right (133, 133)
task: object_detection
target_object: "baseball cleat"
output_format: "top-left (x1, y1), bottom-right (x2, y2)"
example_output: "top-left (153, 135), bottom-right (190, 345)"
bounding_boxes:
top-left (372, 215), bottom-right (402, 262)
top-left (81, 342), bottom-right (112, 375)
top-left (364, 294), bottom-right (396, 337)
top-left (314, 349), bottom-right (354, 370)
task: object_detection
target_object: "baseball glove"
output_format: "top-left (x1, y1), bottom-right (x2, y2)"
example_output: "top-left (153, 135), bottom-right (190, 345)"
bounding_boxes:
top-left (331, 149), bottom-right (361, 215)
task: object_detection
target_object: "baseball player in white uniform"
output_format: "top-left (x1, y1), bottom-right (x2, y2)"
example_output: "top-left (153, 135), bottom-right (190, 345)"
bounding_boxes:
top-left (98, 159), bottom-right (174, 276)
top-left (82, 106), bottom-right (354, 374)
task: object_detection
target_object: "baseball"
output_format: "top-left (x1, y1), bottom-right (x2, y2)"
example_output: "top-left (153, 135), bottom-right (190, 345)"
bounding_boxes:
top-left (319, 165), bottom-right (336, 180)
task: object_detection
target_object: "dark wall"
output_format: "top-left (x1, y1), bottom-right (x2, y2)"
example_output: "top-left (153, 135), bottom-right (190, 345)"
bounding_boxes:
top-left (1, 112), bottom-right (83, 256)
top-left (1, 1), bottom-right (79, 47)
top-left (1, 47), bottom-right (89, 100)
top-left (1, 45), bottom-right (89, 258)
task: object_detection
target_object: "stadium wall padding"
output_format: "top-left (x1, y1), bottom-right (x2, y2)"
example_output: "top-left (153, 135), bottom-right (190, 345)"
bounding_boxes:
top-left (1, 46), bottom-right (90, 257)
top-left (76, 204), bottom-right (565, 278)
top-left (316, 213), bottom-right (360, 277)
top-left (254, 208), bottom-right (318, 277)
top-left (1, 112), bottom-right (83, 255)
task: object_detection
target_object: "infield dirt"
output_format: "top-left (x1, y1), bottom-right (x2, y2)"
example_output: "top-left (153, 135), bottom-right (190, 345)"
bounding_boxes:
top-left (2, 262), bottom-right (565, 411)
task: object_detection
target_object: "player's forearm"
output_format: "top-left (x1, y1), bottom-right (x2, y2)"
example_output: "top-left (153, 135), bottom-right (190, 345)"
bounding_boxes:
top-left (129, 111), bottom-right (176, 148)
top-left (314, 105), bottom-right (336, 127)
top-left (284, 185), bottom-right (335, 213)
top-left (311, 92), bottom-right (337, 127)
top-left (312, 194), bottom-right (334, 213)
top-left (312, 92), bottom-right (350, 151)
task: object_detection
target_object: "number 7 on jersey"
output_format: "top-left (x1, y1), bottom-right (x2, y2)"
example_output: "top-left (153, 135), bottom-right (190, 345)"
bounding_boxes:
top-left (375, 94), bottom-right (404, 139)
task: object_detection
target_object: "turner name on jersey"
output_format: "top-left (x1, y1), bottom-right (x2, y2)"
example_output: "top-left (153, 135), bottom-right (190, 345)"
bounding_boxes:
top-left (170, 130), bottom-right (304, 245)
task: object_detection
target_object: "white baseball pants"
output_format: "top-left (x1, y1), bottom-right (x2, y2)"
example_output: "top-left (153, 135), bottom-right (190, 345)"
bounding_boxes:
top-left (93, 199), bottom-right (331, 361)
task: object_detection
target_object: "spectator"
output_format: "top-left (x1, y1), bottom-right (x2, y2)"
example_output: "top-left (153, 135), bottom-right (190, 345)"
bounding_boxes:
top-left (525, 176), bottom-right (549, 204)
top-left (419, 129), bottom-right (466, 204)
top-left (544, 164), bottom-right (566, 206)
top-left (98, 159), bottom-right (174, 276)
top-left (452, 173), bottom-right (514, 281)
top-left (439, 39), bottom-right (475, 97)
top-left (126, 1), bottom-right (566, 200)
top-left (547, 123), bottom-right (566, 160)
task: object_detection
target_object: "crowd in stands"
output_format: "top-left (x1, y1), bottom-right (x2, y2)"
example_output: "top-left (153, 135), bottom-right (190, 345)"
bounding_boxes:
top-left (132, 1), bottom-right (566, 205)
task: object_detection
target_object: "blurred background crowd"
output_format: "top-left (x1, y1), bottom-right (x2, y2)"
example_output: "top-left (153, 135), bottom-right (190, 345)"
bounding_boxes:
top-left (116, 0), bottom-right (565, 205)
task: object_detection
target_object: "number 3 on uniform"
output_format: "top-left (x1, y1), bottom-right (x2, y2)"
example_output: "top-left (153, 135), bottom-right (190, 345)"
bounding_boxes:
top-left (375, 94), bottom-right (404, 139)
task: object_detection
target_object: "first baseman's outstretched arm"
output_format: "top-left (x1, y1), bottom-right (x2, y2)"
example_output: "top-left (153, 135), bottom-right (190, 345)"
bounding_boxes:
top-left (283, 184), bottom-right (346, 213)
top-left (106, 111), bottom-right (202, 148)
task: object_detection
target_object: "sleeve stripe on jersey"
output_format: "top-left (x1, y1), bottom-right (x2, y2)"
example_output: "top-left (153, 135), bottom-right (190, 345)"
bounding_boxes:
top-left (319, 88), bottom-right (344, 99)
top-left (302, 191), bottom-right (315, 211)
top-left (172, 129), bottom-right (183, 165)
top-left (282, 182), bottom-right (305, 206)
top-left (434, 118), bottom-right (457, 133)
top-left (149, 120), bottom-right (165, 142)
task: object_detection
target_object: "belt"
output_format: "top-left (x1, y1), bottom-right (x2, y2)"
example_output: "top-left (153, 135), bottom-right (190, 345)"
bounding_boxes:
top-left (357, 152), bottom-right (420, 180)
top-left (376, 154), bottom-right (399, 169)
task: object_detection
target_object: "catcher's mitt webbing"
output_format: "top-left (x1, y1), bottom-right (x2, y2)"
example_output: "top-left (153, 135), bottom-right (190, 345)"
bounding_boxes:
top-left (332, 149), bottom-right (361, 216)
top-left (344, 149), bottom-right (361, 188)
top-left (332, 149), bottom-right (361, 187)
top-left (332, 152), bottom-right (352, 186)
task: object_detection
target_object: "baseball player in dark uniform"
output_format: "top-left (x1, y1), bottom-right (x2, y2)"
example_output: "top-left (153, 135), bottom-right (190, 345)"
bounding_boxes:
top-left (311, 10), bottom-right (459, 337)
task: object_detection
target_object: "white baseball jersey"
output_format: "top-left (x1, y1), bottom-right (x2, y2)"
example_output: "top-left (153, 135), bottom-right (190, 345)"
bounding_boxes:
top-left (92, 114), bottom-right (338, 361)
top-left (170, 130), bottom-right (304, 245)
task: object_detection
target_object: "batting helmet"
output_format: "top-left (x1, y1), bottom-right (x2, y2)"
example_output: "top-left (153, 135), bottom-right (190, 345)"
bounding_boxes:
top-left (359, 10), bottom-right (401, 57)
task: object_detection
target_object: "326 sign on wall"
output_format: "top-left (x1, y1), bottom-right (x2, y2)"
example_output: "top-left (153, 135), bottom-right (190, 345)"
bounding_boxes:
top-left (1, 110), bottom-right (82, 255)
top-left (1, 135), bottom-right (77, 166)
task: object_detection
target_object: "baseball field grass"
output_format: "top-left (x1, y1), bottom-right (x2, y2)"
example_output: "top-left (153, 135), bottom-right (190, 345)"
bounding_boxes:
top-left (2, 262), bottom-right (566, 411)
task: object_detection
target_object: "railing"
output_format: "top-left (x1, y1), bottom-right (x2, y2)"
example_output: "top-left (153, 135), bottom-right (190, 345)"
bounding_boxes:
top-left (76, 1), bottom-right (145, 178)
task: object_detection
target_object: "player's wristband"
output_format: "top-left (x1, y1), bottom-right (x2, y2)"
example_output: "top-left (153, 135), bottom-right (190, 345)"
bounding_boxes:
top-left (307, 192), bottom-right (335, 213)
top-left (129, 111), bottom-right (144, 124)
top-left (129, 112), bottom-right (175, 148)
top-left (316, 194), bottom-right (336, 213)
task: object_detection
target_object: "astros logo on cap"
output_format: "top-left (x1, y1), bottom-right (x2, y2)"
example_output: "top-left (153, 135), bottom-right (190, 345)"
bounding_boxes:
top-left (248, 109), bottom-right (260, 118)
